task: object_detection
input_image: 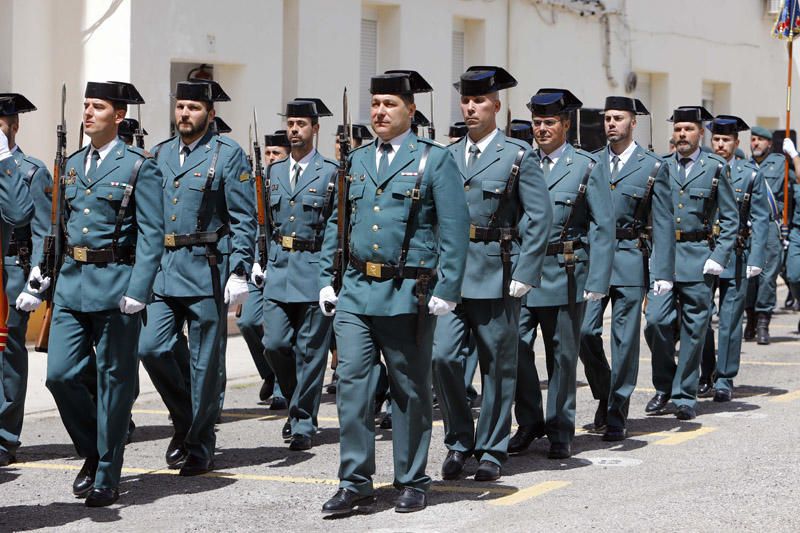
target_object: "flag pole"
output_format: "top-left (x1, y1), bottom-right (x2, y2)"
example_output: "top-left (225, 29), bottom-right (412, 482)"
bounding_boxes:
top-left (784, 0), bottom-right (797, 230)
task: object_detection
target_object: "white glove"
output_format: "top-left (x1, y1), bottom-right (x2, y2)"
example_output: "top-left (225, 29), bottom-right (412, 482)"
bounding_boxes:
top-left (652, 280), bottom-right (674, 296)
top-left (251, 262), bottom-right (264, 288)
top-left (702, 259), bottom-right (724, 276)
top-left (428, 296), bottom-right (456, 316)
top-left (746, 265), bottom-right (763, 279)
top-left (119, 296), bottom-right (146, 314)
top-left (0, 128), bottom-right (10, 160)
top-left (508, 280), bottom-right (532, 298)
top-left (26, 265), bottom-right (51, 294)
top-left (15, 292), bottom-right (42, 312)
top-left (784, 137), bottom-right (799, 159)
top-left (224, 274), bottom-right (249, 306)
top-left (583, 291), bottom-right (604, 302)
top-left (319, 285), bottom-right (338, 316)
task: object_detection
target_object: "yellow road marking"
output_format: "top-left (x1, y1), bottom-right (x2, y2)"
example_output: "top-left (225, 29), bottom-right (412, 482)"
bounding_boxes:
top-left (771, 389), bottom-right (800, 403)
top-left (489, 481), bottom-right (570, 506)
top-left (650, 426), bottom-right (717, 445)
top-left (740, 361), bottom-right (800, 366)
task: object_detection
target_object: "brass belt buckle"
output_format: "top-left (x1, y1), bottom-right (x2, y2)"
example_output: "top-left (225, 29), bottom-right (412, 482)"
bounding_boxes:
top-left (164, 234), bottom-right (176, 247)
top-left (365, 261), bottom-right (382, 278)
top-left (73, 247), bottom-right (88, 262)
top-left (675, 230), bottom-right (682, 241)
top-left (281, 235), bottom-right (294, 249)
top-left (562, 241), bottom-right (575, 263)
top-left (713, 224), bottom-right (721, 237)
top-left (469, 224), bottom-right (476, 239)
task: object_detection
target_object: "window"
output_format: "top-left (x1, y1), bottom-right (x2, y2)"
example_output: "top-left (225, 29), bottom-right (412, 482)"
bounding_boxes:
top-left (360, 18), bottom-right (378, 123)
top-left (451, 31), bottom-right (465, 123)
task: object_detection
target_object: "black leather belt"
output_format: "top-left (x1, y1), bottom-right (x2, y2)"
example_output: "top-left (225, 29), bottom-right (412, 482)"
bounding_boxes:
top-left (6, 240), bottom-right (31, 257)
top-left (675, 230), bottom-right (710, 242)
top-left (546, 240), bottom-right (585, 256)
top-left (616, 228), bottom-right (650, 240)
top-left (164, 225), bottom-right (229, 248)
top-left (349, 253), bottom-right (435, 281)
top-left (468, 224), bottom-right (519, 243)
top-left (272, 233), bottom-right (322, 252)
top-left (66, 245), bottom-right (135, 264)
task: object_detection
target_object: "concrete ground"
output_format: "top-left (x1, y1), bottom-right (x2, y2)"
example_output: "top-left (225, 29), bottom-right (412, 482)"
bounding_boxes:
top-left (2, 286), bottom-right (800, 532)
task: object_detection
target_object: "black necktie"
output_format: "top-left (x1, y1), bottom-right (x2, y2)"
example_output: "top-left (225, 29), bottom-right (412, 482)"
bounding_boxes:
top-left (679, 157), bottom-right (692, 182)
top-left (378, 143), bottom-right (392, 180)
top-left (87, 150), bottom-right (100, 179)
top-left (181, 145), bottom-right (191, 167)
top-left (291, 163), bottom-right (301, 191)
top-left (467, 144), bottom-right (480, 170)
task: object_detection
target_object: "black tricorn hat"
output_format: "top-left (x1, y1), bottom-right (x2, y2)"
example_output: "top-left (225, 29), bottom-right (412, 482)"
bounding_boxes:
top-left (0, 93), bottom-right (37, 116)
top-left (212, 116), bottom-right (232, 134)
top-left (264, 130), bottom-right (291, 148)
top-left (118, 118), bottom-right (147, 137)
top-left (174, 79), bottom-right (230, 102)
top-left (508, 119), bottom-right (534, 142)
top-left (449, 121), bottom-right (468, 138)
top-left (337, 124), bottom-right (373, 141)
top-left (527, 88), bottom-right (583, 116)
top-left (602, 96), bottom-right (649, 115)
top-left (283, 98), bottom-right (332, 118)
top-left (707, 115), bottom-right (749, 135)
top-left (454, 66), bottom-right (517, 96)
top-left (668, 106), bottom-right (714, 123)
top-left (412, 110), bottom-right (430, 127)
top-left (85, 81), bottom-right (145, 104)
top-left (383, 70), bottom-right (433, 93)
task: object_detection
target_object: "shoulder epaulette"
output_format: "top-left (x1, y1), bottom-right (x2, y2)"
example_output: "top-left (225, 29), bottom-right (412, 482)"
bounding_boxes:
top-left (574, 147), bottom-right (598, 162)
top-left (66, 145), bottom-right (89, 161)
top-left (504, 137), bottom-right (530, 151)
top-left (417, 137), bottom-right (446, 149)
top-left (348, 143), bottom-right (372, 156)
top-left (321, 156), bottom-right (340, 168)
top-left (22, 155), bottom-right (47, 170)
top-left (125, 144), bottom-right (153, 159)
top-left (706, 153), bottom-right (727, 166)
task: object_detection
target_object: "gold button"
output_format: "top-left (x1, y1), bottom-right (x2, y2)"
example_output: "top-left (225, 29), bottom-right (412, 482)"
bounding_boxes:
top-left (372, 224), bottom-right (379, 232)
top-left (313, 202), bottom-right (318, 207)
top-left (172, 198), bottom-right (178, 204)
top-left (678, 203), bottom-right (683, 209)
top-left (495, 188), bottom-right (500, 193)
top-left (82, 227), bottom-right (88, 234)
top-left (610, 184), bottom-right (616, 190)
top-left (420, 260), bottom-right (425, 265)
top-left (289, 215), bottom-right (295, 221)
top-left (290, 200), bottom-right (295, 206)
top-left (107, 193), bottom-right (113, 199)
top-left (372, 243), bottom-right (379, 250)
top-left (291, 231), bottom-right (296, 237)
top-left (170, 215), bottom-right (177, 221)
top-left (85, 188), bottom-right (91, 195)
top-left (464, 185), bottom-right (470, 191)
top-left (174, 180), bottom-right (180, 188)
top-left (83, 208), bottom-right (90, 215)
top-left (676, 217), bottom-right (681, 223)
top-left (373, 206), bottom-right (380, 212)
top-left (377, 188), bottom-right (383, 195)
top-left (679, 190), bottom-right (684, 195)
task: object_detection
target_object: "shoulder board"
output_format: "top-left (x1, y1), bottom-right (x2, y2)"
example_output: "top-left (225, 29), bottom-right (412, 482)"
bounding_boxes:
top-left (641, 149), bottom-right (663, 162)
top-left (214, 134), bottom-right (238, 148)
top-left (573, 148), bottom-right (598, 162)
top-left (126, 145), bottom-right (153, 159)
top-left (66, 145), bottom-right (89, 161)
top-left (151, 136), bottom-right (176, 153)
top-left (446, 138), bottom-right (462, 148)
top-left (706, 153), bottom-right (727, 166)
top-left (765, 153), bottom-right (786, 166)
top-left (321, 156), bottom-right (340, 167)
top-left (504, 137), bottom-right (530, 151)
top-left (591, 146), bottom-right (605, 155)
top-left (22, 155), bottom-right (47, 169)
top-left (348, 142), bottom-right (372, 156)
top-left (417, 137), bottom-right (446, 149)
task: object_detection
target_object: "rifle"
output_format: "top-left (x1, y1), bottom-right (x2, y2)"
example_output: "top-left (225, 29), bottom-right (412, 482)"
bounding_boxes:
top-left (35, 84), bottom-right (68, 353)
top-left (134, 104), bottom-right (145, 149)
top-left (252, 108), bottom-right (267, 281)
top-left (428, 92), bottom-right (436, 140)
top-left (327, 88), bottom-right (351, 312)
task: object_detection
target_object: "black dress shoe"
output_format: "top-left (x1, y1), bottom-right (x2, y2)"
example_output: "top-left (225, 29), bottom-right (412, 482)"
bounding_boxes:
top-left (165, 434), bottom-right (188, 469)
top-left (259, 376), bottom-right (275, 403)
top-left (321, 488), bottom-right (376, 516)
top-left (289, 434), bottom-right (312, 451)
top-left (548, 442), bottom-right (572, 459)
top-left (602, 426), bottom-right (627, 441)
top-left (379, 412), bottom-right (392, 429)
top-left (179, 454), bottom-right (214, 477)
top-left (713, 388), bottom-right (732, 402)
top-left (441, 450), bottom-right (468, 480)
top-left (474, 460), bottom-right (501, 481)
top-left (85, 488), bottom-right (119, 507)
top-left (593, 400), bottom-right (608, 432)
top-left (270, 396), bottom-right (288, 410)
top-left (698, 381), bottom-right (713, 398)
top-left (0, 449), bottom-right (16, 467)
top-left (325, 372), bottom-right (338, 394)
top-left (73, 456), bottom-right (99, 497)
top-left (508, 425), bottom-right (545, 454)
top-left (126, 419), bottom-right (136, 444)
top-left (282, 421), bottom-right (292, 441)
top-left (395, 487), bottom-right (427, 513)
top-left (645, 393), bottom-right (670, 414)
top-left (675, 404), bottom-right (697, 420)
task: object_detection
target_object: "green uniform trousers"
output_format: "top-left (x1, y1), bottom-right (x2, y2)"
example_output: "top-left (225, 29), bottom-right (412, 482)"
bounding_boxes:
top-left (645, 277), bottom-right (715, 407)
top-left (139, 295), bottom-right (226, 462)
top-left (703, 277), bottom-right (749, 391)
top-left (0, 265), bottom-right (30, 455)
top-left (432, 297), bottom-right (520, 465)
top-left (513, 306), bottom-right (543, 432)
top-left (46, 304), bottom-right (140, 489)
top-left (746, 223), bottom-right (782, 314)
top-left (516, 302), bottom-right (586, 445)
top-left (333, 311), bottom-right (434, 496)
top-left (236, 286), bottom-right (282, 397)
top-left (579, 285), bottom-right (645, 428)
top-left (263, 299), bottom-right (331, 437)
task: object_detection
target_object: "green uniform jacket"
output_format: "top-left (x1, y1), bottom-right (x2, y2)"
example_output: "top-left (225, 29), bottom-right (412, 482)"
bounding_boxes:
top-left (0, 156), bottom-right (35, 255)
top-left (595, 144), bottom-right (675, 286)
top-left (319, 133), bottom-right (470, 315)
top-left (152, 131), bottom-right (256, 297)
top-left (667, 151), bottom-right (738, 282)
top-left (720, 159), bottom-right (769, 279)
top-left (264, 151), bottom-right (338, 303)
top-left (4, 148), bottom-right (51, 272)
top-left (448, 130), bottom-right (552, 298)
top-left (54, 141), bottom-right (164, 311)
top-left (753, 152), bottom-right (794, 222)
top-left (524, 144), bottom-right (614, 307)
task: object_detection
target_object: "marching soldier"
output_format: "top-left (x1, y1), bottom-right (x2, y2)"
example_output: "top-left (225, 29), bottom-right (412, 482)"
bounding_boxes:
top-left (138, 79), bottom-right (255, 476)
top-left (237, 130), bottom-right (289, 407)
top-left (698, 116), bottom-right (768, 402)
top-left (0, 95), bottom-right (37, 467)
top-left (259, 98), bottom-right (337, 451)
top-left (511, 89), bottom-right (614, 459)
top-left (578, 97), bottom-right (675, 440)
top-left (644, 106), bottom-right (738, 420)
top-left (449, 122), bottom-right (467, 143)
top-left (318, 71), bottom-right (469, 514)
top-left (744, 126), bottom-right (792, 344)
top-left (25, 81), bottom-right (163, 506)
top-left (778, 137), bottom-right (800, 331)
top-left (432, 66), bottom-right (552, 482)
